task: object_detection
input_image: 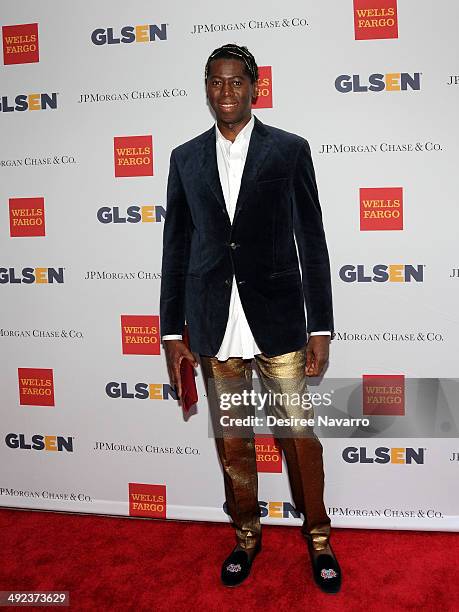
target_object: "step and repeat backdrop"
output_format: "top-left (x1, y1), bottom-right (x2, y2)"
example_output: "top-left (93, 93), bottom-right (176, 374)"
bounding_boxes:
top-left (1, 1), bottom-right (458, 530)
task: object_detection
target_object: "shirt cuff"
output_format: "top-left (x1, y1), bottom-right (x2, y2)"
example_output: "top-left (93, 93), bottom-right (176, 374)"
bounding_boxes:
top-left (162, 335), bottom-right (183, 341)
top-left (309, 331), bottom-right (331, 336)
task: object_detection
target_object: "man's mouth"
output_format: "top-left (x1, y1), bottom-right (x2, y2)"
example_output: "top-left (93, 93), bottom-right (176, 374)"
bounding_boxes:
top-left (218, 102), bottom-right (238, 111)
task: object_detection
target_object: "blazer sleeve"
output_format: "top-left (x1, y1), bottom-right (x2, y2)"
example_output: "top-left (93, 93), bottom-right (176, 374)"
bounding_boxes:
top-left (292, 139), bottom-right (334, 334)
top-left (160, 149), bottom-right (192, 336)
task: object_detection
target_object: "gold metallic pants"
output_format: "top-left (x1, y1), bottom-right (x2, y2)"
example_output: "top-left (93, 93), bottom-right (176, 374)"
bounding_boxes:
top-left (201, 346), bottom-right (331, 552)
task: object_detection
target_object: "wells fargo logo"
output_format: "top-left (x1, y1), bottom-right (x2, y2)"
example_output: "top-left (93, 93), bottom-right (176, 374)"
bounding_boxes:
top-left (5, 433), bottom-right (73, 452)
top-left (339, 264), bottom-right (424, 283)
top-left (18, 368), bottom-right (54, 406)
top-left (97, 205), bottom-right (166, 223)
top-left (342, 446), bottom-right (424, 464)
top-left (2, 23), bottom-right (39, 65)
top-left (335, 73), bottom-right (420, 93)
top-left (9, 197), bottom-right (45, 237)
top-left (121, 315), bottom-right (160, 355)
top-left (252, 66), bottom-right (272, 109)
top-left (362, 374), bottom-right (405, 415)
top-left (91, 24), bottom-right (168, 45)
top-left (255, 434), bottom-right (282, 473)
top-left (0, 267), bottom-right (64, 284)
top-left (0, 93), bottom-right (58, 112)
top-left (105, 381), bottom-right (177, 400)
top-left (114, 135), bottom-right (153, 177)
top-left (353, 0), bottom-right (398, 40)
top-left (129, 483), bottom-right (166, 518)
top-left (360, 187), bottom-right (403, 230)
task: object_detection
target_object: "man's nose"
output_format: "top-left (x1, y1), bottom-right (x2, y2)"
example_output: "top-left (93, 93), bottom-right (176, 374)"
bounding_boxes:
top-left (221, 81), bottom-right (232, 96)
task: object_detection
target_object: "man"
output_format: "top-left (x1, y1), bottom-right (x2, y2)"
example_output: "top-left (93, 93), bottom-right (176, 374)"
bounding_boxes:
top-left (160, 44), bottom-right (341, 592)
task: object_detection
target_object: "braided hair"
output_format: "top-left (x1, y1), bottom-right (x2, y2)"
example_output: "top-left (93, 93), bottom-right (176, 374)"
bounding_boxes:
top-left (205, 44), bottom-right (259, 83)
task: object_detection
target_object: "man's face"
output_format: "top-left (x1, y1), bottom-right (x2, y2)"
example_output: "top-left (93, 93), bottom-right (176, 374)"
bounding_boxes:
top-left (206, 58), bottom-right (257, 126)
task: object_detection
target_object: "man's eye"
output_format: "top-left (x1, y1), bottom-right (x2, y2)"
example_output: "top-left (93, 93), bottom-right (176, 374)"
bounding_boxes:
top-left (233, 81), bottom-right (241, 86)
top-left (212, 80), bottom-right (221, 86)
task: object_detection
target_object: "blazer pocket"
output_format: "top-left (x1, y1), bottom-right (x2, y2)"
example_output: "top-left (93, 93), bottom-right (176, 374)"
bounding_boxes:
top-left (269, 268), bottom-right (299, 279)
top-left (257, 177), bottom-right (289, 186)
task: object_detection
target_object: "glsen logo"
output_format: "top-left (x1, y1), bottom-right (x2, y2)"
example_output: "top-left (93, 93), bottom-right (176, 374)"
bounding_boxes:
top-left (339, 264), bottom-right (424, 283)
top-left (9, 197), bottom-right (45, 237)
top-left (97, 205), bottom-right (165, 223)
top-left (0, 267), bottom-right (64, 284)
top-left (335, 73), bottom-right (420, 93)
top-left (252, 66), bottom-right (273, 109)
top-left (129, 483), bottom-right (166, 518)
top-left (5, 433), bottom-right (73, 452)
top-left (105, 382), bottom-right (177, 400)
top-left (353, 0), bottom-right (398, 40)
top-left (91, 24), bottom-right (168, 45)
top-left (114, 136), bottom-right (153, 177)
top-left (18, 368), bottom-right (54, 407)
top-left (2, 23), bottom-right (39, 65)
top-left (360, 187), bottom-right (403, 231)
top-left (255, 434), bottom-right (282, 473)
top-left (0, 93), bottom-right (58, 112)
top-left (343, 446), bottom-right (424, 464)
top-left (121, 315), bottom-right (160, 355)
top-left (224, 500), bottom-right (300, 519)
top-left (362, 374), bottom-right (405, 415)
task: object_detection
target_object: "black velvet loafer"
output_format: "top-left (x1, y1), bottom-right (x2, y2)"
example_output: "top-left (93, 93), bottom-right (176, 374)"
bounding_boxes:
top-left (221, 543), bottom-right (261, 587)
top-left (308, 544), bottom-right (342, 594)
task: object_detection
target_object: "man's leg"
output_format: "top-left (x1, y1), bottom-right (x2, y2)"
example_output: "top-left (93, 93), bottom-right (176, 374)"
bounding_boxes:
top-left (254, 347), bottom-right (331, 552)
top-left (200, 355), bottom-right (261, 552)
top-left (255, 347), bottom-right (341, 591)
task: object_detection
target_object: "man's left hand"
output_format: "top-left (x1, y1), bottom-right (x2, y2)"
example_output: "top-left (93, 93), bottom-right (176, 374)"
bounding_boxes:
top-left (305, 335), bottom-right (330, 377)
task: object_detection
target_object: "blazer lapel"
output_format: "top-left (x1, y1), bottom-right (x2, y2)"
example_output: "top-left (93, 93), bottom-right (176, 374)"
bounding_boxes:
top-left (198, 117), bottom-right (272, 225)
top-left (232, 116), bottom-right (272, 225)
top-left (199, 126), bottom-right (227, 216)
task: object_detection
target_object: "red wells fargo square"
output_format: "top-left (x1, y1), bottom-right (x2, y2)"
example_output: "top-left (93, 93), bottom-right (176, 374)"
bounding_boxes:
top-left (2, 23), bottom-right (39, 65)
top-left (18, 368), bottom-right (54, 407)
top-left (9, 197), bottom-right (45, 237)
top-left (114, 135), bottom-right (153, 177)
top-left (121, 315), bottom-right (160, 355)
top-left (129, 483), bottom-right (166, 518)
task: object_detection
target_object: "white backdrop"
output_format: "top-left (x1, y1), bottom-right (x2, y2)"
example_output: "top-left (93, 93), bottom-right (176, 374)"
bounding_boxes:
top-left (1, 0), bottom-right (458, 531)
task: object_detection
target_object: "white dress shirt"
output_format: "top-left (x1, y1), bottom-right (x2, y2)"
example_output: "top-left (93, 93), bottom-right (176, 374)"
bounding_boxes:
top-left (214, 116), bottom-right (261, 360)
top-left (162, 115), bottom-right (330, 359)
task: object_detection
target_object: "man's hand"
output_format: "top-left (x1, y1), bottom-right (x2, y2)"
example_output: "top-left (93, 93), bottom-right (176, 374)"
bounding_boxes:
top-left (163, 339), bottom-right (198, 404)
top-left (305, 335), bottom-right (330, 377)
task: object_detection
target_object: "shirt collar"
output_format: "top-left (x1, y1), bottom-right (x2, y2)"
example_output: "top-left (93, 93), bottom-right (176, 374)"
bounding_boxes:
top-left (215, 115), bottom-right (255, 146)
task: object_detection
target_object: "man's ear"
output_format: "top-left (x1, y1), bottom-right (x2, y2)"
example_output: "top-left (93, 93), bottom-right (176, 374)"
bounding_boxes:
top-left (252, 81), bottom-right (259, 103)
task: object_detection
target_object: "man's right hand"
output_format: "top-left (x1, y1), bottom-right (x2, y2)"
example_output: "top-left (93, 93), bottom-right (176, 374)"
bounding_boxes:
top-left (163, 339), bottom-right (198, 404)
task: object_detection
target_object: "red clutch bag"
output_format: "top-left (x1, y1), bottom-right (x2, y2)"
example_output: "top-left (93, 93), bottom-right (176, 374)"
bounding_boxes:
top-left (180, 325), bottom-right (198, 411)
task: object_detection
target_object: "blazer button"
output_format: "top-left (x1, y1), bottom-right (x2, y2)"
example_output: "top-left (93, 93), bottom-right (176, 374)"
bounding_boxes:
top-left (224, 278), bottom-right (232, 286)
top-left (229, 242), bottom-right (240, 250)
top-left (237, 280), bottom-right (246, 286)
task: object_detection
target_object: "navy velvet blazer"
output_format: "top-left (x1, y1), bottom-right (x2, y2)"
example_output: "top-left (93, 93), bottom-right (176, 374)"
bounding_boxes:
top-left (160, 116), bottom-right (334, 357)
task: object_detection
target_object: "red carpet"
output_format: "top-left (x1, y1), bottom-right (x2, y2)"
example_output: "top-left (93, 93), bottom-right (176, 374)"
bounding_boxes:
top-left (0, 508), bottom-right (458, 611)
